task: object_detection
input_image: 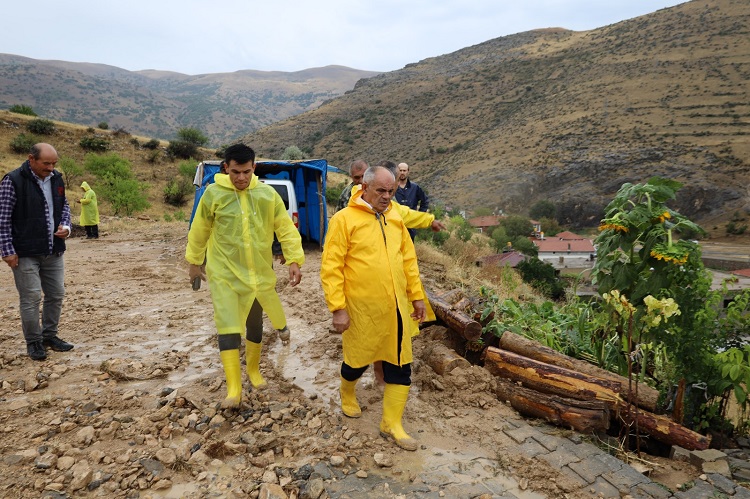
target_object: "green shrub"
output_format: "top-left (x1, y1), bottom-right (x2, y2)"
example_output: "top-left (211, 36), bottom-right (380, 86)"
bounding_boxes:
top-left (79, 136), bottom-right (110, 152)
top-left (325, 181), bottom-right (346, 205)
top-left (143, 138), bottom-right (160, 150)
top-left (84, 153), bottom-right (134, 180)
top-left (177, 159), bottom-right (197, 178)
top-left (58, 156), bottom-right (83, 188)
top-left (167, 140), bottom-right (197, 160)
top-left (10, 133), bottom-right (39, 153)
top-left (8, 104), bottom-right (36, 116)
top-left (26, 118), bottom-right (55, 135)
top-left (176, 127), bottom-right (208, 147)
top-left (129, 138), bottom-right (140, 147)
top-left (99, 177), bottom-right (150, 216)
top-left (163, 213), bottom-right (174, 222)
top-left (163, 177), bottom-right (194, 206)
top-left (173, 210), bottom-right (186, 222)
top-left (516, 258), bottom-right (565, 300)
top-left (98, 122), bottom-right (109, 130)
top-left (281, 145), bottom-right (304, 161)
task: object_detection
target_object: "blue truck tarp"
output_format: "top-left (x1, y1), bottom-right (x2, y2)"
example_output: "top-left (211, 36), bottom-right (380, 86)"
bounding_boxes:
top-left (190, 158), bottom-right (329, 246)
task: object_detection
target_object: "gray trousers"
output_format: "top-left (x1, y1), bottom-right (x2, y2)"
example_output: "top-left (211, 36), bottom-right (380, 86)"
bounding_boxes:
top-left (11, 254), bottom-right (65, 344)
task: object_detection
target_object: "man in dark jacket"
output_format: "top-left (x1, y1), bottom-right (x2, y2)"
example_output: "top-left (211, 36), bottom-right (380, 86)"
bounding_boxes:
top-left (395, 162), bottom-right (429, 239)
top-left (0, 143), bottom-right (73, 361)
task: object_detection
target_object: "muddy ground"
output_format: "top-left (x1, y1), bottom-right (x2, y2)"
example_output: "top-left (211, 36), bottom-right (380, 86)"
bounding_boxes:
top-left (0, 220), bottom-right (704, 498)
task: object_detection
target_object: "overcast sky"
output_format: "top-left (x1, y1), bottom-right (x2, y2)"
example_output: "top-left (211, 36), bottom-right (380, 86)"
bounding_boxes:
top-left (4, 1), bottom-right (686, 75)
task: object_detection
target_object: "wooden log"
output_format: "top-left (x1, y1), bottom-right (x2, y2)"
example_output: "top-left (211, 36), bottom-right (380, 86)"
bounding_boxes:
top-left (436, 288), bottom-right (463, 304)
top-left (498, 331), bottom-right (660, 412)
top-left (427, 343), bottom-right (471, 375)
top-left (482, 347), bottom-right (623, 407)
top-left (427, 291), bottom-right (483, 341)
top-left (484, 346), bottom-right (709, 450)
top-left (495, 378), bottom-right (610, 433)
top-left (452, 297), bottom-right (473, 311)
top-left (618, 406), bottom-right (710, 451)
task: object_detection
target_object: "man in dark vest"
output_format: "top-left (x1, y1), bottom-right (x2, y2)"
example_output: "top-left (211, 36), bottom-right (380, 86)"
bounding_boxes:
top-left (0, 143), bottom-right (74, 361)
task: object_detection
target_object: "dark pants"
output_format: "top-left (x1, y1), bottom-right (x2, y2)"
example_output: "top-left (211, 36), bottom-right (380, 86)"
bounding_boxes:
top-left (340, 310), bottom-right (411, 386)
top-left (217, 299), bottom-right (266, 351)
top-left (84, 225), bottom-right (99, 238)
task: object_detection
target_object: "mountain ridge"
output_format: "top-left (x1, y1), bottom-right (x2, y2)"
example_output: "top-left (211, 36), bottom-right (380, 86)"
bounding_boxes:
top-left (0, 53), bottom-right (379, 146)
top-left (241, 0), bottom-right (750, 228)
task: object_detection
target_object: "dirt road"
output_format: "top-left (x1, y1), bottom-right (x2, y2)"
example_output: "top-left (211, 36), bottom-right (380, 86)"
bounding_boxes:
top-left (2, 220), bottom-right (573, 498)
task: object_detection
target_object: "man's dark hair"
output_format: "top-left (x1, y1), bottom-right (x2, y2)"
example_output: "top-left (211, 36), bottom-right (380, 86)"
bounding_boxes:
top-left (224, 143), bottom-right (255, 165)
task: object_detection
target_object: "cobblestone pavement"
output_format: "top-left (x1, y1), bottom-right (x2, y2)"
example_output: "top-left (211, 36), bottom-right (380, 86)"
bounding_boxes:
top-left (316, 416), bottom-right (750, 498)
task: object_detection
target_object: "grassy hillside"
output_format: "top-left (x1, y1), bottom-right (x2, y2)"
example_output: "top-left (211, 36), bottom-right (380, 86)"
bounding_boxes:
top-left (240, 0), bottom-right (750, 233)
top-left (0, 110), bottom-right (212, 222)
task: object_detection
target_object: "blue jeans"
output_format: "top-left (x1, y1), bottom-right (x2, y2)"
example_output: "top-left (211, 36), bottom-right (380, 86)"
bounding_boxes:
top-left (11, 254), bottom-right (65, 344)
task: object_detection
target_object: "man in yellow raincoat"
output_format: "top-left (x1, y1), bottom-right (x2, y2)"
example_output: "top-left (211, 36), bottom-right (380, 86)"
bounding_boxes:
top-left (186, 143), bottom-right (304, 409)
top-left (77, 181), bottom-right (99, 239)
top-left (321, 165), bottom-right (426, 451)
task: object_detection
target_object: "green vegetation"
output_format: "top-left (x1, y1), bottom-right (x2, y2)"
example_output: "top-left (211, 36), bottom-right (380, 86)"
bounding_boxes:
top-left (530, 200), bottom-right (556, 220)
top-left (480, 177), bottom-right (750, 435)
top-left (325, 181), bottom-right (345, 206)
top-left (8, 104), bottom-right (36, 116)
top-left (84, 153), bottom-right (150, 216)
top-left (26, 118), bottom-right (55, 135)
top-left (167, 127), bottom-right (209, 160)
top-left (163, 159), bottom-right (196, 207)
top-left (98, 122), bottom-right (109, 130)
top-left (281, 145), bottom-right (304, 161)
top-left (79, 136), bottom-right (110, 152)
top-left (143, 138), bottom-right (160, 150)
top-left (57, 156), bottom-right (83, 189)
top-left (10, 133), bottom-right (38, 154)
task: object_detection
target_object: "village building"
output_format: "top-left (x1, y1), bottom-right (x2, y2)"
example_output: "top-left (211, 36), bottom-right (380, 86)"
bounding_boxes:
top-left (467, 215), bottom-right (503, 233)
top-left (532, 230), bottom-right (596, 270)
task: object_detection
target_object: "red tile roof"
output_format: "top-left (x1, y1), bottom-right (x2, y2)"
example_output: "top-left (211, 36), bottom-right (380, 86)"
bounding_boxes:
top-left (468, 216), bottom-right (503, 228)
top-left (732, 268), bottom-right (750, 278)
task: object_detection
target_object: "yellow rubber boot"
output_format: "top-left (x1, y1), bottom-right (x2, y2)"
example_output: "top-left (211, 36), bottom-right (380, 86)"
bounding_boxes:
top-left (219, 349), bottom-right (242, 409)
top-left (245, 341), bottom-right (267, 389)
top-left (340, 377), bottom-right (362, 418)
top-left (380, 384), bottom-right (418, 451)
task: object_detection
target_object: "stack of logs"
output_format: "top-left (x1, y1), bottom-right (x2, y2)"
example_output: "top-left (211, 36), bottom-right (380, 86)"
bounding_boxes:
top-left (427, 290), bottom-right (710, 451)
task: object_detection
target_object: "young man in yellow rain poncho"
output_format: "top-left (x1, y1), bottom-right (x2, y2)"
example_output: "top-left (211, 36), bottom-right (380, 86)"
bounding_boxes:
top-left (321, 165), bottom-right (426, 451)
top-left (186, 143), bottom-right (304, 409)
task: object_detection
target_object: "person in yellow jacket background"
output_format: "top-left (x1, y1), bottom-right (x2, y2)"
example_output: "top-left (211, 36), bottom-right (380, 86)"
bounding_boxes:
top-left (321, 165), bottom-right (426, 451)
top-left (186, 143), bottom-right (304, 409)
top-left (78, 181), bottom-right (99, 239)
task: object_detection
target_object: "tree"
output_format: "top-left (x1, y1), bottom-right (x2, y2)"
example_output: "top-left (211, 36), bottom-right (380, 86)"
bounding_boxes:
top-left (529, 200), bottom-right (556, 220)
top-left (177, 128), bottom-right (209, 147)
top-left (512, 236), bottom-right (538, 257)
top-left (58, 156), bottom-right (83, 189)
top-left (490, 226), bottom-right (510, 252)
top-left (282, 145), bottom-right (304, 161)
top-left (500, 215), bottom-right (533, 239)
top-left (539, 216), bottom-right (561, 237)
top-left (473, 207), bottom-right (493, 217)
top-left (516, 258), bottom-right (564, 300)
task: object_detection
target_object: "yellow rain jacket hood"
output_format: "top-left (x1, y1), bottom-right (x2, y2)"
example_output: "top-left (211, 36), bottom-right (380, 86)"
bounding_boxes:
top-left (186, 173), bottom-right (304, 335)
top-left (320, 188), bottom-right (424, 368)
top-left (79, 181), bottom-right (99, 225)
